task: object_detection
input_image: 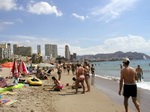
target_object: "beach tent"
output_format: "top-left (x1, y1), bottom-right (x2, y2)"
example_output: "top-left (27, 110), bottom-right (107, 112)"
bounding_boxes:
top-left (1, 62), bottom-right (13, 68)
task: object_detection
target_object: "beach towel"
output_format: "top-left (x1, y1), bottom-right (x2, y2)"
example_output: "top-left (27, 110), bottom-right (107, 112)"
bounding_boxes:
top-left (2, 91), bottom-right (17, 95)
top-left (1, 99), bottom-right (17, 105)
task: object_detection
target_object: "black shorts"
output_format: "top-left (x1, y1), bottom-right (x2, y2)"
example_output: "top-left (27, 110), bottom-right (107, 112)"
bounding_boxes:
top-left (123, 84), bottom-right (137, 98)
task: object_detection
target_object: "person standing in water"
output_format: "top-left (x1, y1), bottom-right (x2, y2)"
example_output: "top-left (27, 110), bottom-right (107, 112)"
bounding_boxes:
top-left (135, 65), bottom-right (143, 82)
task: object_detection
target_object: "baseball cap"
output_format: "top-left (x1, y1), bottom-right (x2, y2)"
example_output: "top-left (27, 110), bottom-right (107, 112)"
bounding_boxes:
top-left (122, 58), bottom-right (130, 63)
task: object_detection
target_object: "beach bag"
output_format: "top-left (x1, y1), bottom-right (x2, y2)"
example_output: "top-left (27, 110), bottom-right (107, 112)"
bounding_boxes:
top-left (0, 77), bottom-right (7, 88)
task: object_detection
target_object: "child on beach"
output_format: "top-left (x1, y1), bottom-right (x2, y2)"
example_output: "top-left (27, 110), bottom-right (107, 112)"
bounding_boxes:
top-left (51, 76), bottom-right (63, 91)
top-left (71, 77), bottom-right (82, 89)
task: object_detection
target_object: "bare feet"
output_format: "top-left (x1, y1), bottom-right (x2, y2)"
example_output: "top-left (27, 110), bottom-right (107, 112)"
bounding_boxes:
top-left (75, 92), bottom-right (77, 94)
top-left (86, 90), bottom-right (90, 92)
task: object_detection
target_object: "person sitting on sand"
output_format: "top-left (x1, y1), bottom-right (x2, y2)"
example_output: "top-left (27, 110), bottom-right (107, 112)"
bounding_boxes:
top-left (51, 76), bottom-right (63, 91)
top-left (75, 64), bottom-right (85, 94)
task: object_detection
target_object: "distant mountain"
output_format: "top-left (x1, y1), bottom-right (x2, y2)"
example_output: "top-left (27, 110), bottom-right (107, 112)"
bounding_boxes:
top-left (77, 51), bottom-right (150, 61)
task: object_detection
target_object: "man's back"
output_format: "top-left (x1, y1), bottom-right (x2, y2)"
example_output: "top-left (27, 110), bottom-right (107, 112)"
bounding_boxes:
top-left (121, 66), bottom-right (137, 84)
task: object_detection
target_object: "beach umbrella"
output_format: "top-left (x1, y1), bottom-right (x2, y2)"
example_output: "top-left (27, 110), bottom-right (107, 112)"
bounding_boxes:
top-left (1, 62), bottom-right (14, 77)
top-left (11, 59), bottom-right (20, 78)
top-left (1, 62), bottom-right (13, 68)
top-left (18, 60), bottom-right (29, 75)
top-left (38, 63), bottom-right (55, 68)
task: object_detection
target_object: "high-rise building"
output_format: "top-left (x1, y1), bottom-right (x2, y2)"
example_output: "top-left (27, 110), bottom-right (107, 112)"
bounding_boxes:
top-left (45, 44), bottom-right (58, 58)
top-left (73, 53), bottom-right (77, 59)
top-left (13, 44), bottom-right (18, 55)
top-left (52, 44), bottom-right (58, 58)
top-left (0, 47), bottom-right (4, 60)
top-left (13, 44), bottom-right (32, 57)
top-left (0, 43), bottom-right (11, 59)
top-left (37, 45), bottom-right (41, 54)
top-left (65, 45), bottom-right (70, 60)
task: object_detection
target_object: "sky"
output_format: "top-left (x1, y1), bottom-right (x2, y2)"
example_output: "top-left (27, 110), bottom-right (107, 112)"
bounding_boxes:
top-left (0, 0), bottom-right (150, 56)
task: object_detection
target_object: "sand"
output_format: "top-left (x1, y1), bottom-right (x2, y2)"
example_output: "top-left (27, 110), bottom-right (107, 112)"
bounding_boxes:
top-left (0, 68), bottom-right (129, 112)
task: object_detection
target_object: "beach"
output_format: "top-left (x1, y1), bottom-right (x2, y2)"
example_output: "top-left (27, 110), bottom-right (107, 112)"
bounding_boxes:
top-left (0, 68), bottom-right (132, 112)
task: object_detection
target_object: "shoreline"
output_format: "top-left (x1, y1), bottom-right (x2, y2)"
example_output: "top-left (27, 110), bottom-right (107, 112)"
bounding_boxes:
top-left (94, 76), bottom-right (150, 112)
top-left (0, 68), bottom-right (132, 112)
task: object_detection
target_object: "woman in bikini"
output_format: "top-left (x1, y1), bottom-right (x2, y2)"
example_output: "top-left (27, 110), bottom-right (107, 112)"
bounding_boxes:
top-left (75, 64), bottom-right (85, 94)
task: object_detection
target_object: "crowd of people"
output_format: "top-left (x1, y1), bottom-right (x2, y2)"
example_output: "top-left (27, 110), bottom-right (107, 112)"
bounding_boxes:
top-left (53, 61), bottom-right (95, 93)
top-left (0, 57), bottom-right (144, 111)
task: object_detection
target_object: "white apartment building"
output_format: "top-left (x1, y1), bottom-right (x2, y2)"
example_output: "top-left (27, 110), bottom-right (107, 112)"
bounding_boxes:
top-left (45, 44), bottom-right (58, 59)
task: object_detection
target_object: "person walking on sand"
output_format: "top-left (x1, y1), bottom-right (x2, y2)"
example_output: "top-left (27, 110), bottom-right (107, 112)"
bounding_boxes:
top-left (90, 64), bottom-right (95, 85)
top-left (84, 61), bottom-right (90, 92)
top-left (136, 65), bottom-right (143, 82)
top-left (118, 58), bottom-right (141, 112)
top-left (56, 61), bottom-right (62, 81)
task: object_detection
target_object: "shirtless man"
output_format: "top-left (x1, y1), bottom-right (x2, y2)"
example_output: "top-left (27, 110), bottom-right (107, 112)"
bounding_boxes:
top-left (90, 64), bottom-right (95, 85)
top-left (136, 65), bottom-right (143, 82)
top-left (75, 64), bottom-right (85, 94)
top-left (57, 61), bottom-right (62, 81)
top-left (84, 61), bottom-right (90, 92)
top-left (118, 58), bottom-right (141, 112)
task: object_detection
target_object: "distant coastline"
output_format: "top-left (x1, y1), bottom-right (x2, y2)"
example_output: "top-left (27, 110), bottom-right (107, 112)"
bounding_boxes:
top-left (77, 51), bottom-right (150, 62)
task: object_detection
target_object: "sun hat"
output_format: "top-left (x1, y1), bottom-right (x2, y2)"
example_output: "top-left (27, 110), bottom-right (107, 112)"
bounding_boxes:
top-left (122, 58), bottom-right (130, 63)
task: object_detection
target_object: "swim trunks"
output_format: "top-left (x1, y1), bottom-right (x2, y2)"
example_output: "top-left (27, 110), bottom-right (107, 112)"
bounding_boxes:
top-left (137, 73), bottom-right (142, 78)
top-left (123, 84), bottom-right (137, 98)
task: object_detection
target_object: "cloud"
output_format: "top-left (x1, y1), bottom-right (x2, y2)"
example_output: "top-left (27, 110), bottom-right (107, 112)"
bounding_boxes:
top-left (1, 34), bottom-right (150, 56)
top-left (1, 21), bottom-right (14, 25)
top-left (0, 21), bottom-right (15, 31)
top-left (72, 13), bottom-right (88, 21)
top-left (80, 35), bottom-right (150, 55)
top-left (27, 1), bottom-right (63, 16)
top-left (68, 35), bottom-right (150, 55)
top-left (91, 0), bottom-right (138, 22)
top-left (0, 0), bottom-right (18, 11)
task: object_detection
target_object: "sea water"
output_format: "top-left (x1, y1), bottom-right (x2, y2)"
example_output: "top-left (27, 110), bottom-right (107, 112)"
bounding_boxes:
top-left (90, 59), bottom-right (150, 91)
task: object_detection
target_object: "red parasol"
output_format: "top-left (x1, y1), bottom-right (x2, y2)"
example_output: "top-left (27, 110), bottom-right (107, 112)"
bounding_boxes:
top-left (18, 61), bottom-right (29, 75)
top-left (1, 62), bottom-right (13, 68)
top-left (11, 59), bottom-right (20, 78)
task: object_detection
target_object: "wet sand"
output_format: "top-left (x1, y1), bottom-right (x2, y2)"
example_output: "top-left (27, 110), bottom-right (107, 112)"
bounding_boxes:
top-left (94, 76), bottom-right (150, 112)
